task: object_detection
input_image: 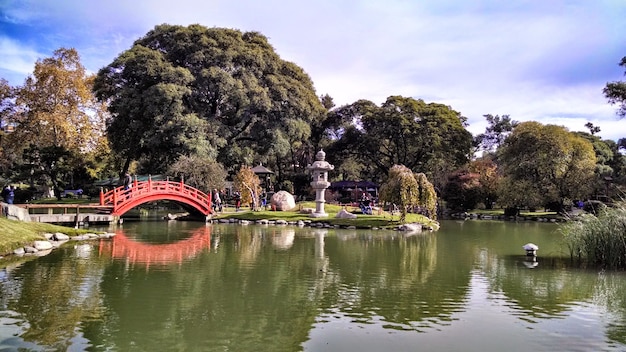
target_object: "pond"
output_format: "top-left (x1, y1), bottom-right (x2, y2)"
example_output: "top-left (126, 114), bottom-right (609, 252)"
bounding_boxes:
top-left (1, 220), bottom-right (625, 351)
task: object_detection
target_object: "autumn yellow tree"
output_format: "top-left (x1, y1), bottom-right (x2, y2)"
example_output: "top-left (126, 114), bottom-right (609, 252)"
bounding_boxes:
top-left (233, 166), bottom-right (261, 210)
top-left (6, 48), bottom-right (109, 196)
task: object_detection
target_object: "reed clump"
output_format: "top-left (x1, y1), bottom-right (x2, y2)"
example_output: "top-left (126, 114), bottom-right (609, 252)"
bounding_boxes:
top-left (561, 202), bottom-right (626, 269)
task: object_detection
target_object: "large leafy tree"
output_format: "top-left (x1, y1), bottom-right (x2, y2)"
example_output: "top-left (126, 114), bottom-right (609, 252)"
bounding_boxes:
top-left (94, 24), bottom-right (324, 176)
top-left (5, 48), bottom-right (106, 195)
top-left (575, 131), bottom-right (626, 199)
top-left (328, 96), bottom-right (472, 187)
top-left (604, 56), bottom-right (626, 118)
top-left (497, 121), bottom-right (597, 212)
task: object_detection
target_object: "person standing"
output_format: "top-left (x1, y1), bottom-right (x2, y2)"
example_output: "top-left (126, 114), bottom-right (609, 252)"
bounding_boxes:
top-left (213, 189), bottom-right (222, 212)
top-left (6, 186), bottom-right (15, 204)
top-left (123, 173), bottom-right (132, 190)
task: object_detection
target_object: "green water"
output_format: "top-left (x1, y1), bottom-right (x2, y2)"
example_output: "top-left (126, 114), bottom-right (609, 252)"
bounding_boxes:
top-left (1, 220), bottom-right (625, 351)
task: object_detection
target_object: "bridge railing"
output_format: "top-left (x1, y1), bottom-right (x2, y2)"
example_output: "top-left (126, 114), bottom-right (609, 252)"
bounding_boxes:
top-left (99, 178), bottom-right (212, 212)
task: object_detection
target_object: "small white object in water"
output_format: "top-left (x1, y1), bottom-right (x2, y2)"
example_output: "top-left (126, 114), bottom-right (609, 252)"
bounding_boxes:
top-left (523, 243), bottom-right (538, 256)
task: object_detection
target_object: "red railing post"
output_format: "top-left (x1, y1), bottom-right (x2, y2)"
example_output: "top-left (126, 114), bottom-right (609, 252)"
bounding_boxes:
top-left (99, 187), bottom-right (104, 205)
top-left (148, 175), bottom-right (152, 191)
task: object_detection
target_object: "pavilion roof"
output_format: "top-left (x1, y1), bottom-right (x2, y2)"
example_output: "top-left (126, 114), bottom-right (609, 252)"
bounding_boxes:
top-left (251, 164), bottom-right (274, 175)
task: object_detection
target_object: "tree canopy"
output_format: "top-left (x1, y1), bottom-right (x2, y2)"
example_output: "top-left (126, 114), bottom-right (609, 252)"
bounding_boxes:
top-left (497, 121), bottom-right (597, 211)
top-left (3, 48), bottom-right (108, 196)
top-left (94, 24), bottom-right (325, 175)
top-left (604, 56), bottom-right (626, 118)
top-left (326, 96), bottom-right (472, 185)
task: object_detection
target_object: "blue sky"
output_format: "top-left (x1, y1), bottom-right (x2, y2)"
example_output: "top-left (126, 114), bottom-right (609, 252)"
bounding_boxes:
top-left (1, 0), bottom-right (625, 140)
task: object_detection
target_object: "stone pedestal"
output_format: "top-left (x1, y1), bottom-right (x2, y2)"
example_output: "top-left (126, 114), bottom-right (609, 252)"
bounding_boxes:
top-left (306, 150), bottom-right (334, 218)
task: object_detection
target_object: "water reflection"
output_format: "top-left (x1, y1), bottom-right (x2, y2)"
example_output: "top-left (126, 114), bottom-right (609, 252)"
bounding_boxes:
top-left (100, 225), bottom-right (211, 267)
top-left (0, 221), bottom-right (625, 351)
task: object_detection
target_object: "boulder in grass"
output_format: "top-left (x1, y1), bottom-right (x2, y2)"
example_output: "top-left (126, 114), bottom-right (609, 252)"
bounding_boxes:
top-left (270, 191), bottom-right (296, 211)
top-left (336, 209), bottom-right (357, 219)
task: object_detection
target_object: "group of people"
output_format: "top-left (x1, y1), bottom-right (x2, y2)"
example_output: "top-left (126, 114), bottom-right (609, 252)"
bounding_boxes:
top-left (211, 190), bottom-right (252, 212)
top-left (1, 185), bottom-right (15, 204)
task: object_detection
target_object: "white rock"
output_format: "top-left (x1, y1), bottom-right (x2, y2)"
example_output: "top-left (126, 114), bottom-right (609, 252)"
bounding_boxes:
top-left (53, 233), bottom-right (70, 241)
top-left (335, 209), bottom-right (357, 219)
top-left (270, 191), bottom-right (296, 211)
top-left (33, 241), bottom-right (53, 251)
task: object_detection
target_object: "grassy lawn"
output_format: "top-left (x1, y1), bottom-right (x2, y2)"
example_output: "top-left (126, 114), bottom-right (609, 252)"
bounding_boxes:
top-left (0, 217), bottom-right (91, 255)
top-left (469, 208), bottom-right (560, 218)
top-left (213, 202), bottom-right (438, 229)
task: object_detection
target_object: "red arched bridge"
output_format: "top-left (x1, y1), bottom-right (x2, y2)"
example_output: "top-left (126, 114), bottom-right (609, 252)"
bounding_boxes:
top-left (99, 177), bottom-right (213, 217)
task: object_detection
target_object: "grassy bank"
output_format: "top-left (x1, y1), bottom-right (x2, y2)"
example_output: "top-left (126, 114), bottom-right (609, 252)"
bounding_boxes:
top-left (0, 217), bottom-right (90, 255)
top-left (561, 202), bottom-right (626, 269)
top-left (0, 201), bottom-right (437, 255)
top-left (213, 202), bottom-right (438, 230)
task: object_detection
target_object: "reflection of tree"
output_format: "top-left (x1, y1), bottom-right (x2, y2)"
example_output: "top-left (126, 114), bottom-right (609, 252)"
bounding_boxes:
top-left (82, 225), bottom-right (321, 351)
top-left (480, 255), bottom-right (626, 345)
top-left (591, 273), bottom-right (626, 345)
top-left (4, 223), bottom-right (626, 350)
top-left (318, 232), bottom-right (472, 331)
top-left (0, 247), bottom-right (107, 350)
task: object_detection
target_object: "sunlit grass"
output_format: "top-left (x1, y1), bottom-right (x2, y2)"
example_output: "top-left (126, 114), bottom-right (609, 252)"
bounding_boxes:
top-left (469, 208), bottom-right (559, 218)
top-left (0, 217), bottom-right (90, 255)
top-left (214, 201), bottom-right (437, 229)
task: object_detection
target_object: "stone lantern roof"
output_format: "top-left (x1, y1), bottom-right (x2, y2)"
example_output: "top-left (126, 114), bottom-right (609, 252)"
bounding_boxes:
top-left (307, 149), bottom-right (334, 171)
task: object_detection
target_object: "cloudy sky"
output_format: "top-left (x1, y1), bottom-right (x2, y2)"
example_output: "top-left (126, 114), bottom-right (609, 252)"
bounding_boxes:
top-left (1, 0), bottom-right (625, 140)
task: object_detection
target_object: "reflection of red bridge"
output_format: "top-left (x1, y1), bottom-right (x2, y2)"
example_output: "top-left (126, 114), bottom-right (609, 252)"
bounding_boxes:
top-left (100, 226), bottom-right (212, 266)
top-left (99, 177), bottom-right (213, 217)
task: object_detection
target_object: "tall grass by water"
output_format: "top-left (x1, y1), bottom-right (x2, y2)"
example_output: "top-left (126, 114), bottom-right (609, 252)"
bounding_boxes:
top-left (561, 202), bottom-right (626, 269)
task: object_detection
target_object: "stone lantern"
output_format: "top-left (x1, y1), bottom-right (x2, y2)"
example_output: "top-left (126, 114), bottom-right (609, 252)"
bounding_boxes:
top-left (306, 149), bottom-right (334, 218)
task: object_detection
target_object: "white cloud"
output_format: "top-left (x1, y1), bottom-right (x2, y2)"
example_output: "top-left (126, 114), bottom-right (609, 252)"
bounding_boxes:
top-left (0, 37), bottom-right (42, 83)
top-left (0, 0), bottom-right (624, 140)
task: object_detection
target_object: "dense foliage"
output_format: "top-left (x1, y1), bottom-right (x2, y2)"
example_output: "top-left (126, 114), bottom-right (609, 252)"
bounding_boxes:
top-left (1, 48), bottom-right (112, 197)
top-left (327, 96), bottom-right (472, 188)
top-left (168, 155), bottom-right (227, 193)
top-left (0, 30), bottom-right (624, 219)
top-left (93, 24), bottom-right (325, 176)
top-left (497, 122), bottom-right (597, 212)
